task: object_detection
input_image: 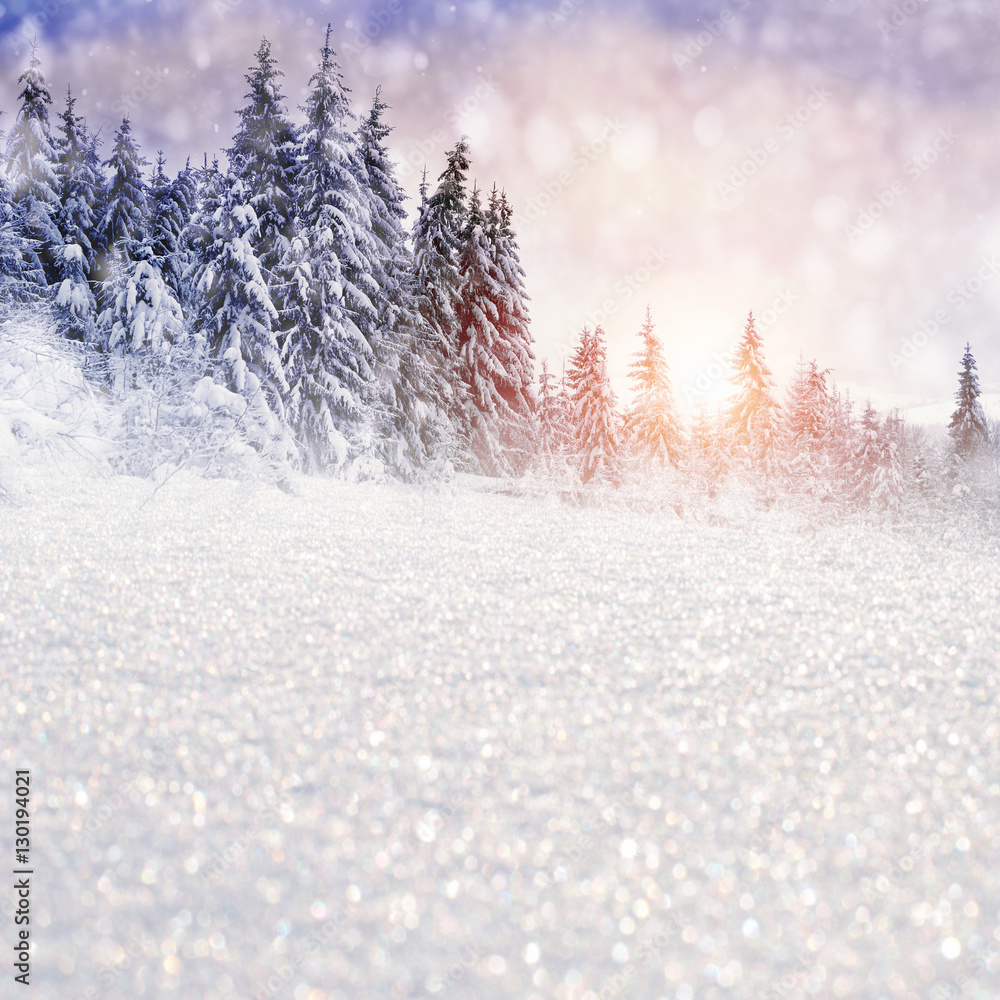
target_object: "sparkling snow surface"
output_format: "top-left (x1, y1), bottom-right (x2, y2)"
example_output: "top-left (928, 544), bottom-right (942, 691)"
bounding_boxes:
top-left (2, 476), bottom-right (999, 1000)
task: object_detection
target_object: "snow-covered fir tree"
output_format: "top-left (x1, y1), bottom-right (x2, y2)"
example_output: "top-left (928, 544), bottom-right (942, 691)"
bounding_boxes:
top-left (51, 89), bottom-right (103, 343)
top-left (783, 356), bottom-right (832, 496)
top-left (873, 409), bottom-right (906, 517)
top-left (148, 153), bottom-right (195, 301)
top-left (4, 50), bottom-right (62, 283)
top-left (948, 342), bottom-right (989, 462)
top-left (536, 358), bottom-right (573, 461)
top-left (99, 242), bottom-right (185, 387)
top-left (824, 387), bottom-right (856, 502)
top-left (100, 154), bottom-right (188, 367)
top-left (0, 158), bottom-right (44, 305)
top-left (850, 399), bottom-right (879, 507)
top-left (624, 306), bottom-right (684, 469)
top-left (357, 86), bottom-right (449, 478)
top-left (100, 117), bottom-right (149, 260)
top-left (567, 326), bottom-right (620, 484)
top-left (850, 399), bottom-right (904, 516)
top-left (190, 173), bottom-right (286, 414)
top-left (55, 87), bottom-right (102, 276)
top-left (485, 185), bottom-right (535, 473)
top-left (229, 38), bottom-right (298, 283)
top-left (455, 185), bottom-right (535, 475)
top-left (412, 139), bottom-right (470, 410)
top-left (728, 311), bottom-right (781, 479)
top-left (282, 26), bottom-right (380, 471)
top-left (689, 406), bottom-right (731, 494)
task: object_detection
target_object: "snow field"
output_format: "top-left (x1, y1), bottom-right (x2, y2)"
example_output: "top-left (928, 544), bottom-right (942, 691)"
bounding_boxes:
top-left (1, 474), bottom-right (999, 1000)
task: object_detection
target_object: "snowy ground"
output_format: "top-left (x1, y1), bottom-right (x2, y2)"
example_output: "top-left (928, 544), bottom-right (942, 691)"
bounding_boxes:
top-left (1, 474), bottom-right (999, 1000)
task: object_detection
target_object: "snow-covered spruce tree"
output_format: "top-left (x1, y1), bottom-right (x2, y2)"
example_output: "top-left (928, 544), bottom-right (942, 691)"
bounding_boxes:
top-left (53, 240), bottom-right (98, 348)
top-left (948, 342), bottom-right (989, 463)
top-left (97, 121), bottom-right (177, 372)
top-left (485, 186), bottom-right (535, 474)
top-left (55, 88), bottom-right (102, 274)
top-left (229, 39), bottom-right (298, 280)
top-left (357, 87), bottom-right (450, 479)
top-left (455, 184), bottom-right (504, 474)
top-left (99, 240), bottom-right (185, 369)
top-left (455, 185), bottom-right (535, 475)
top-left (873, 409), bottom-right (906, 518)
top-left (189, 171), bottom-right (291, 462)
top-left (727, 310), bottom-right (781, 481)
top-left (100, 117), bottom-right (149, 264)
top-left (148, 152), bottom-right (196, 302)
top-left (783, 356), bottom-right (833, 498)
top-left (412, 139), bottom-right (471, 421)
top-left (53, 89), bottom-right (102, 344)
top-left (688, 406), bottom-right (731, 497)
top-left (624, 306), bottom-right (684, 470)
top-left (4, 50), bottom-right (62, 284)
top-left (850, 399), bottom-right (903, 517)
top-left (824, 386), bottom-right (856, 504)
top-left (536, 358), bottom-right (573, 459)
top-left (0, 145), bottom-right (45, 309)
top-left (282, 26), bottom-right (380, 472)
top-left (180, 155), bottom-right (225, 295)
top-left (566, 326), bottom-right (620, 485)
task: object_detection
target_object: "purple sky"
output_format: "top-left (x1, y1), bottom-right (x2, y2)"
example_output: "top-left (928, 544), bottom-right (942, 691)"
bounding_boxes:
top-left (3, 0), bottom-right (1000, 420)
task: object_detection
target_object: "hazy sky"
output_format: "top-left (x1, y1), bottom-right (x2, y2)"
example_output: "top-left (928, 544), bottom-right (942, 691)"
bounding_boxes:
top-left (3, 0), bottom-right (1000, 418)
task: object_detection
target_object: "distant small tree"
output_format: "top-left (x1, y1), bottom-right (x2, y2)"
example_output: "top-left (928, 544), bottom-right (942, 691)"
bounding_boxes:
top-left (624, 306), bottom-right (684, 470)
top-left (850, 401), bottom-right (904, 517)
top-left (689, 406), bottom-right (730, 494)
top-left (948, 342), bottom-right (989, 462)
top-left (566, 326), bottom-right (619, 485)
top-left (536, 358), bottom-right (572, 459)
top-left (783, 356), bottom-right (833, 497)
top-left (728, 311), bottom-right (781, 479)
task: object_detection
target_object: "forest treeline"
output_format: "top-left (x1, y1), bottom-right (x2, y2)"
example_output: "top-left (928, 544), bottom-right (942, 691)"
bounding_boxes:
top-left (1, 29), bottom-right (996, 520)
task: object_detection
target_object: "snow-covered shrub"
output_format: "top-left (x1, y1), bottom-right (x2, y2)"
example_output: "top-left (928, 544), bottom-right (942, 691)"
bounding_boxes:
top-left (102, 344), bottom-right (296, 486)
top-left (0, 307), bottom-right (109, 500)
